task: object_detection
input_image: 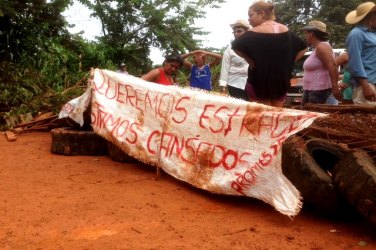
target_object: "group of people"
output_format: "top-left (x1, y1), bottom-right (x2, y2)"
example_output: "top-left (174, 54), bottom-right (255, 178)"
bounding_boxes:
top-left (300, 1), bottom-right (376, 106)
top-left (120, 1), bottom-right (376, 107)
top-left (140, 50), bottom-right (222, 90)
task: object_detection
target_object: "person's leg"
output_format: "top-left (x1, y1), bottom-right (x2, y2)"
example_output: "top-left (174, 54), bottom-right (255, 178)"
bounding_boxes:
top-left (245, 83), bottom-right (256, 102)
top-left (270, 94), bottom-right (287, 107)
top-left (302, 90), bottom-right (309, 106)
top-left (246, 83), bottom-right (286, 107)
top-left (257, 99), bottom-right (271, 106)
top-left (228, 85), bottom-right (249, 101)
top-left (270, 99), bottom-right (285, 107)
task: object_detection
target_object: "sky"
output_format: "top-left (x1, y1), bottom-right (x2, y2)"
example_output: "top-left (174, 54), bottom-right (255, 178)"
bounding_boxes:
top-left (63, 0), bottom-right (253, 64)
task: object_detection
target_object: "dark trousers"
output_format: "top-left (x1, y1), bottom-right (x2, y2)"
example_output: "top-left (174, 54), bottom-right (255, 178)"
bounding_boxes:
top-left (302, 88), bottom-right (332, 105)
top-left (228, 85), bottom-right (249, 101)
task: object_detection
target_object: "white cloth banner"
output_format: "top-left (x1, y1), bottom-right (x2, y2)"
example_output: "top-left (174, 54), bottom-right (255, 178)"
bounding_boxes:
top-left (90, 69), bottom-right (326, 217)
top-left (58, 87), bottom-right (92, 126)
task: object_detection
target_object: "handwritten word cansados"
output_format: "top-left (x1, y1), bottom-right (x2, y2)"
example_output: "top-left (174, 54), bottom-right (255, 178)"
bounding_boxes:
top-left (147, 130), bottom-right (253, 170)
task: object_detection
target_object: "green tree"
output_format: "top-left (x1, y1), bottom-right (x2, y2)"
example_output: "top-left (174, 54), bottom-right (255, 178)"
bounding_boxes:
top-left (274, 0), bottom-right (318, 35)
top-left (274, 0), bottom-right (363, 48)
top-left (0, 0), bottom-right (71, 61)
top-left (78, 0), bottom-right (224, 74)
top-left (315, 0), bottom-right (362, 47)
top-left (0, 0), bottom-right (90, 116)
top-left (0, 0), bottom-right (226, 119)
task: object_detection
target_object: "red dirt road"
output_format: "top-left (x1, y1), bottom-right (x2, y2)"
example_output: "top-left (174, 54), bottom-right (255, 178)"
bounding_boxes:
top-left (0, 132), bottom-right (375, 249)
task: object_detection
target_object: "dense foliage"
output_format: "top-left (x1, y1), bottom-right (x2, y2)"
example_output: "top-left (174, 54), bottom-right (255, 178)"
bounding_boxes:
top-left (0, 0), bottom-right (223, 124)
top-left (78, 0), bottom-right (224, 75)
top-left (274, 0), bottom-right (364, 48)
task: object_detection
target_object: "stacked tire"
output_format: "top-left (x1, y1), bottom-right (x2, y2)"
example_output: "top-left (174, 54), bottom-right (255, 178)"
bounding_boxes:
top-left (51, 127), bottom-right (108, 155)
top-left (107, 141), bottom-right (138, 163)
top-left (282, 135), bottom-right (376, 223)
top-left (51, 127), bottom-right (139, 162)
top-left (333, 149), bottom-right (376, 224)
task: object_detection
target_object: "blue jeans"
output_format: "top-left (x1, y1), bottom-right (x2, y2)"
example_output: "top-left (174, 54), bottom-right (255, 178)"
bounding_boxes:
top-left (302, 88), bottom-right (332, 105)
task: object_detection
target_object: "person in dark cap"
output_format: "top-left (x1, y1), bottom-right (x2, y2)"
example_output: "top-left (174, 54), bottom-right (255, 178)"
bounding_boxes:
top-left (345, 2), bottom-right (376, 105)
top-left (300, 20), bottom-right (342, 105)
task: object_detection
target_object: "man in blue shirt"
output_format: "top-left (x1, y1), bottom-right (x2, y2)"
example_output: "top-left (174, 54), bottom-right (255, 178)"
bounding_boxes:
top-left (345, 2), bottom-right (376, 104)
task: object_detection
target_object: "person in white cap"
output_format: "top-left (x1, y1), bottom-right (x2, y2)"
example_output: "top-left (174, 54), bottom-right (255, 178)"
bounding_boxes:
top-left (219, 19), bottom-right (251, 101)
top-left (345, 2), bottom-right (376, 105)
top-left (117, 62), bottom-right (129, 75)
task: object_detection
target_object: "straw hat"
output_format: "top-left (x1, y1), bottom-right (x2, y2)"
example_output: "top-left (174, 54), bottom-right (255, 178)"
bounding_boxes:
top-left (301, 20), bottom-right (329, 35)
top-left (345, 2), bottom-right (376, 24)
top-left (230, 19), bottom-right (251, 30)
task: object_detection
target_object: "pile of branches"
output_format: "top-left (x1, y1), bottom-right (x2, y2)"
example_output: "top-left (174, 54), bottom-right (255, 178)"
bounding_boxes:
top-left (297, 104), bottom-right (376, 159)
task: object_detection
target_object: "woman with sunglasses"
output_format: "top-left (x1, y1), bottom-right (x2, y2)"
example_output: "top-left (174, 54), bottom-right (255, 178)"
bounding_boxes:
top-left (141, 54), bottom-right (184, 85)
top-left (219, 19), bottom-right (251, 101)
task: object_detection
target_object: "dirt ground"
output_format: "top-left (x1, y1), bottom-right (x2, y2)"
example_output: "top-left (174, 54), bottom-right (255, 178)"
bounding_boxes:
top-left (0, 132), bottom-right (375, 250)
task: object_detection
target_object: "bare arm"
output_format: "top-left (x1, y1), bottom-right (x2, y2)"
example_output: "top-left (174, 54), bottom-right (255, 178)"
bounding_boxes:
top-left (335, 52), bottom-right (348, 67)
top-left (181, 52), bottom-right (194, 69)
top-left (295, 48), bottom-right (308, 62)
top-left (234, 50), bottom-right (255, 68)
top-left (141, 68), bottom-right (160, 82)
top-left (316, 44), bottom-right (342, 101)
top-left (205, 51), bottom-right (223, 67)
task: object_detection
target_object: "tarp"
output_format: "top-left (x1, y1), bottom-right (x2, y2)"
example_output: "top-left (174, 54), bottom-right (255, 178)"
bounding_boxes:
top-left (61, 68), bottom-right (326, 217)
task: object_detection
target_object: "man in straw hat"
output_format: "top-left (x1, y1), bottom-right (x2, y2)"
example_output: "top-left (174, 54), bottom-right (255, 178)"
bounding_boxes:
top-left (219, 19), bottom-right (251, 101)
top-left (345, 2), bottom-right (376, 104)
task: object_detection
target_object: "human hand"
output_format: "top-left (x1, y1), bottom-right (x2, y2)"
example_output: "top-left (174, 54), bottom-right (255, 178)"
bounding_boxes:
top-left (194, 50), bottom-right (206, 56)
top-left (332, 87), bottom-right (343, 102)
top-left (362, 83), bottom-right (376, 102)
top-left (338, 82), bottom-right (348, 90)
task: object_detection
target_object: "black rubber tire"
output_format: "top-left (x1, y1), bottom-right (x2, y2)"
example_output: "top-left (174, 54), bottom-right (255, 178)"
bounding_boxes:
top-left (107, 142), bottom-right (138, 163)
top-left (51, 127), bottom-right (108, 156)
top-left (282, 135), bottom-right (348, 213)
top-left (333, 149), bottom-right (376, 224)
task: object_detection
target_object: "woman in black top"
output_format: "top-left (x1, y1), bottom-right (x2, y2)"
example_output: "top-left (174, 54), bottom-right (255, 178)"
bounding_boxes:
top-left (232, 1), bottom-right (307, 107)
